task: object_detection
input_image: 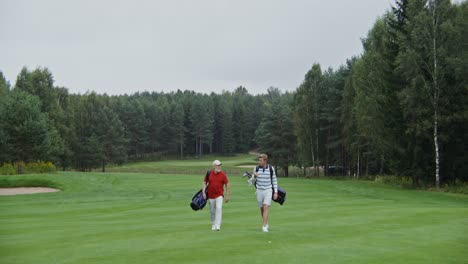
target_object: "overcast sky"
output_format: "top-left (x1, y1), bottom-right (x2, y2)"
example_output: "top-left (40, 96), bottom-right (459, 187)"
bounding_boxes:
top-left (1, 0), bottom-right (395, 95)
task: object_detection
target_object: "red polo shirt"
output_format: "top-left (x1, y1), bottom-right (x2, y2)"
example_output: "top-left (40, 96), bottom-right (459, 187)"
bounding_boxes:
top-left (204, 170), bottom-right (229, 199)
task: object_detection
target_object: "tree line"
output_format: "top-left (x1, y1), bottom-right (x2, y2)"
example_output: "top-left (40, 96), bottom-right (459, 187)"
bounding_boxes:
top-left (0, 0), bottom-right (466, 187)
top-left (0, 68), bottom-right (271, 172)
top-left (290, 0), bottom-right (467, 188)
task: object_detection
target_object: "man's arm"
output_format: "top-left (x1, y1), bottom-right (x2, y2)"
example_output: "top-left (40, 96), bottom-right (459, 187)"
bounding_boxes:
top-left (202, 180), bottom-right (207, 199)
top-left (272, 167), bottom-right (278, 200)
top-left (202, 170), bottom-right (210, 199)
top-left (272, 167), bottom-right (278, 193)
top-left (224, 182), bottom-right (230, 203)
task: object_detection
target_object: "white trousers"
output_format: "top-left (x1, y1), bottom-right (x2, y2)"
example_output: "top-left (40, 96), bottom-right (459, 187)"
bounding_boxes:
top-left (209, 196), bottom-right (223, 227)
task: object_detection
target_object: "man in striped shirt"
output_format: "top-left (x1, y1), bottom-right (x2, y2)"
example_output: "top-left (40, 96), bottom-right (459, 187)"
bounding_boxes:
top-left (253, 154), bottom-right (278, 232)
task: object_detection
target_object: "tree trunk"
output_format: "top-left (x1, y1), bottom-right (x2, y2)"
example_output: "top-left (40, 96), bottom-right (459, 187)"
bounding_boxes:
top-left (412, 175), bottom-right (419, 188)
top-left (342, 144), bottom-right (345, 176)
top-left (102, 159), bottom-right (106, 173)
top-left (180, 141), bottom-right (183, 159)
top-left (434, 108), bottom-right (440, 189)
top-left (357, 149), bottom-right (360, 179)
top-left (315, 127), bottom-right (320, 177)
top-left (365, 154), bottom-right (369, 178)
top-left (310, 136), bottom-right (316, 177)
top-left (283, 166), bottom-right (289, 177)
top-left (325, 127), bottom-right (330, 177)
top-left (432, 0), bottom-right (441, 190)
top-left (195, 137), bottom-right (198, 158)
top-left (199, 137), bottom-right (203, 157)
top-left (380, 154), bottom-right (385, 175)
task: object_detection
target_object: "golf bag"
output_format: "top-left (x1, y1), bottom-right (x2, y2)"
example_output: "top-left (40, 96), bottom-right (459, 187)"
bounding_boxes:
top-left (254, 165), bottom-right (287, 205)
top-left (274, 186), bottom-right (287, 206)
top-left (190, 170), bottom-right (210, 211)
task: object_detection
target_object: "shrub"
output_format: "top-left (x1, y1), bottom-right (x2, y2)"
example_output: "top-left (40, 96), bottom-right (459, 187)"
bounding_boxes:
top-left (41, 162), bottom-right (56, 173)
top-left (0, 163), bottom-right (16, 175)
top-left (13, 161), bottom-right (26, 174)
top-left (26, 162), bottom-right (40, 173)
top-left (443, 179), bottom-right (468, 194)
top-left (374, 175), bottom-right (412, 188)
top-left (0, 161), bottom-right (57, 175)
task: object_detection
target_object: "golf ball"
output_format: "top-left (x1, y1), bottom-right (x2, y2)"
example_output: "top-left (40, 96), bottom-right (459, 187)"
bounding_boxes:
top-left (268, 241), bottom-right (271, 243)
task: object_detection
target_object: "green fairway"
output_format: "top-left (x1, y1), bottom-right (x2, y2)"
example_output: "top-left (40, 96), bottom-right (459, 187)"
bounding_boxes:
top-left (104, 154), bottom-right (258, 175)
top-left (1, 169), bottom-right (467, 263)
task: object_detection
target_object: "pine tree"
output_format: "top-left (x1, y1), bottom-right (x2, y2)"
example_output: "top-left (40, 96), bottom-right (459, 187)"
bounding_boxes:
top-left (1, 90), bottom-right (54, 165)
top-left (256, 93), bottom-right (296, 177)
top-left (0, 71), bottom-right (9, 96)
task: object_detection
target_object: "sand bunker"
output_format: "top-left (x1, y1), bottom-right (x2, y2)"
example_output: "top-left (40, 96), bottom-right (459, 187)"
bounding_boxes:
top-left (0, 187), bottom-right (60, 196)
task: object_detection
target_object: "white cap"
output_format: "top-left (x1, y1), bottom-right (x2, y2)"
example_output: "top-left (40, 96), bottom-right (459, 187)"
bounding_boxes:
top-left (213, 160), bottom-right (222, 166)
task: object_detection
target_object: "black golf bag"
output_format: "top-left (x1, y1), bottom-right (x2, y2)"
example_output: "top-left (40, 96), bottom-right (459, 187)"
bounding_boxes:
top-left (274, 186), bottom-right (287, 205)
top-left (190, 189), bottom-right (208, 211)
top-left (190, 170), bottom-right (210, 211)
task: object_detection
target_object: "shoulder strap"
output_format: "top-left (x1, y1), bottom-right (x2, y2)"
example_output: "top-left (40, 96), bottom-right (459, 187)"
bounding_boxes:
top-left (205, 170), bottom-right (211, 183)
top-left (254, 166), bottom-right (260, 189)
top-left (269, 165), bottom-right (274, 184)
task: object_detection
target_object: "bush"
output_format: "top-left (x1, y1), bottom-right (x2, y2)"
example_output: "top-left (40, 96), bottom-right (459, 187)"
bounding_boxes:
top-left (0, 163), bottom-right (16, 175)
top-left (0, 161), bottom-right (57, 175)
top-left (13, 161), bottom-right (26, 174)
top-left (443, 179), bottom-right (468, 194)
top-left (41, 162), bottom-right (56, 173)
top-left (374, 175), bottom-right (412, 188)
top-left (25, 162), bottom-right (40, 173)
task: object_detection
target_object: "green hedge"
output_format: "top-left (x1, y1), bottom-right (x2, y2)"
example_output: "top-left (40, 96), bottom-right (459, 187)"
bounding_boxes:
top-left (0, 162), bottom-right (56, 175)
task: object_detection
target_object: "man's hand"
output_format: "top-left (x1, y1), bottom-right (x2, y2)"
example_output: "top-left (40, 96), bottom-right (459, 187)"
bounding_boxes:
top-left (247, 177), bottom-right (256, 186)
top-left (254, 172), bottom-right (259, 177)
top-left (273, 192), bottom-right (278, 200)
top-left (225, 196), bottom-right (229, 203)
top-left (202, 193), bottom-right (207, 200)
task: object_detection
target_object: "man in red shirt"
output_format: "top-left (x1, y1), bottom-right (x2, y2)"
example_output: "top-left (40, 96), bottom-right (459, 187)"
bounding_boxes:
top-left (202, 160), bottom-right (230, 231)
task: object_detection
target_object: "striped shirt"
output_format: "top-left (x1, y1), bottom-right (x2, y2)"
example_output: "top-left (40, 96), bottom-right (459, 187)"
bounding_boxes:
top-left (253, 164), bottom-right (278, 192)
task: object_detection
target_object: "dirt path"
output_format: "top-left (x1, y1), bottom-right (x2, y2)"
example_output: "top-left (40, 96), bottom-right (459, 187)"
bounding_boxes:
top-left (0, 187), bottom-right (60, 196)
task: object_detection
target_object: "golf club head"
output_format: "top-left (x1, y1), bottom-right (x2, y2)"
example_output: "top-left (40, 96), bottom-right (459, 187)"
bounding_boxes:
top-left (243, 171), bottom-right (253, 178)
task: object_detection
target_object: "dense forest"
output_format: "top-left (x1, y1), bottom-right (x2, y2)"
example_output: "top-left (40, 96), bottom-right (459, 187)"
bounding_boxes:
top-left (0, 0), bottom-right (466, 187)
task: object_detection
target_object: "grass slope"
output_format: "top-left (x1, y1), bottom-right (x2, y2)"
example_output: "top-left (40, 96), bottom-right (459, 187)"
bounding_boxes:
top-left (1, 169), bottom-right (467, 263)
top-left (104, 154), bottom-right (257, 174)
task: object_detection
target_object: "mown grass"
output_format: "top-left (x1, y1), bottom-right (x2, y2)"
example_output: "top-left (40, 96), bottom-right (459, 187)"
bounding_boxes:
top-left (0, 160), bottom-right (467, 264)
top-left (0, 177), bottom-right (60, 189)
top-left (104, 154), bottom-right (258, 174)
